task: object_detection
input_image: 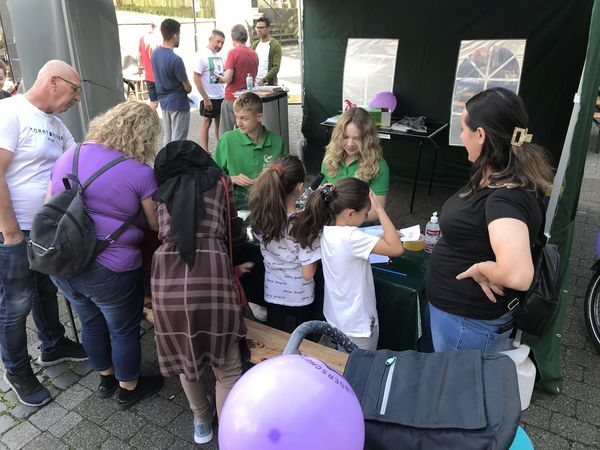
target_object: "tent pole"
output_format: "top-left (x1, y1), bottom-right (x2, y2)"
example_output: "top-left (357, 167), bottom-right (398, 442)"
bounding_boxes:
top-left (545, 72), bottom-right (584, 235)
top-left (298, 0), bottom-right (304, 106)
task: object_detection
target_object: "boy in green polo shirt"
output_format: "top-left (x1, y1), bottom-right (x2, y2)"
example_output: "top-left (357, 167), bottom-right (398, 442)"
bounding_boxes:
top-left (214, 92), bottom-right (287, 207)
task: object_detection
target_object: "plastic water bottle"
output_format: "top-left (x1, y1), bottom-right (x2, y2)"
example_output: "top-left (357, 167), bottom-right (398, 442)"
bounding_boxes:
top-left (246, 73), bottom-right (253, 92)
top-left (424, 212), bottom-right (441, 253)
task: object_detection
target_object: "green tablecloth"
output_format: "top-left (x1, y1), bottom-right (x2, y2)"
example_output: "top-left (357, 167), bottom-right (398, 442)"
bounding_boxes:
top-left (240, 239), bottom-right (429, 351)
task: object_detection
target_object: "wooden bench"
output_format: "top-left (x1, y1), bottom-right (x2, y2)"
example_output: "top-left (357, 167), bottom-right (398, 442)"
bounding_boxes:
top-left (244, 318), bottom-right (349, 374)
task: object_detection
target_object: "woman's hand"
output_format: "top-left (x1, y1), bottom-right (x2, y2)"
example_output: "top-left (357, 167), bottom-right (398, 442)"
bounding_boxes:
top-left (237, 262), bottom-right (254, 274)
top-left (456, 261), bottom-right (505, 303)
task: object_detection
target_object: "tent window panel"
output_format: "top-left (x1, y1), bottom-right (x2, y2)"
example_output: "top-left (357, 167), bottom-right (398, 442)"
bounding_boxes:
top-left (449, 39), bottom-right (526, 146)
top-left (342, 38), bottom-right (398, 109)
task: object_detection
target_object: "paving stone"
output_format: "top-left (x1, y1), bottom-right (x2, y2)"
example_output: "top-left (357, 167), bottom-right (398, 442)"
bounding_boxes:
top-left (168, 439), bottom-right (202, 450)
top-left (74, 392), bottom-right (118, 425)
top-left (62, 420), bottom-right (109, 449)
top-left (561, 380), bottom-right (600, 406)
top-left (3, 390), bottom-right (18, 405)
top-left (531, 391), bottom-right (577, 417)
top-left (42, 363), bottom-right (69, 379)
top-left (134, 394), bottom-right (182, 426)
top-left (129, 424), bottom-right (175, 450)
top-left (48, 411), bottom-right (83, 438)
top-left (0, 403), bottom-right (8, 414)
top-left (1, 421), bottom-right (41, 450)
top-left (550, 412), bottom-right (599, 447)
top-left (72, 360), bottom-right (92, 377)
top-left (101, 410), bottom-right (146, 440)
top-left (576, 400), bottom-right (600, 427)
top-left (0, 379), bottom-right (11, 394)
top-left (571, 443), bottom-right (599, 450)
top-left (78, 372), bottom-right (98, 391)
top-left (100, 437), bottom-right (133, 450)
top-left (158, 376), bottom-right (181, 400)
top-left (22, 432), bottom-right (68, 450)
top-left (11, 403), bottom-right (40, 419)
top-left (0, 415), bottom-right (17, 434)
top-left (168, 411), bottom-right (194, 444)
top-left (54, 383), bottom-right (93, 410)
top-left (524, 424), bottom-right (570, 450)
top-left (28, 402), bottom-right (68, 430)
top-left (51, 371), bottom-right (79, 390)
top-left (521, 404), bottom-right (552, 429)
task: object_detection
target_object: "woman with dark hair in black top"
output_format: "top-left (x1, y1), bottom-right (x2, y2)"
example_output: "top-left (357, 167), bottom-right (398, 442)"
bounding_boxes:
top-left (425, 87), bottom-right (554, 354)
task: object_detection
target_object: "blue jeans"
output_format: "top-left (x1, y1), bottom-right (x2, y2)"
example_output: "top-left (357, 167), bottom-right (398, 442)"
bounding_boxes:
top-left (0, 231), bottom-right (65, 373)
top-left (429, 303), bottom-right (513, 354)
top-left (51, 263), bottom-right (143, 381)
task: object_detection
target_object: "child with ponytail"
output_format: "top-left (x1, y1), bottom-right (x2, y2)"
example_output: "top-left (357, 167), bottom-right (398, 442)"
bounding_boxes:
top-left (248, 155), bottom-right (321, 331)
top-left (289, 177), bottom-right (404, 350)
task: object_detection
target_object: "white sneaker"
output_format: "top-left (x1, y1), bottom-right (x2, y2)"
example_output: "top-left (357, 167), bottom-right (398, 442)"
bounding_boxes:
top-left (248, 302), bottom-right (268, 322)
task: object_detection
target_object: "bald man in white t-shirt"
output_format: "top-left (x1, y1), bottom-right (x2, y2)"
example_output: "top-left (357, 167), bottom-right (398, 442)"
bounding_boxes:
top-left (0, 60), bottom-right (87, 407)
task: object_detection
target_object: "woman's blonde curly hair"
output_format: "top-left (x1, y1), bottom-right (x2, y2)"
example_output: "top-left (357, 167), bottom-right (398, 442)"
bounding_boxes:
top-left (85, 101), bottom-right (160, 164)
top-left (323, 107), bottom-right (382, 182)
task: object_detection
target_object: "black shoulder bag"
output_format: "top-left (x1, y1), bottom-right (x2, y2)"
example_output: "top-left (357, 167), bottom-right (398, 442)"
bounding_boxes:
top-left (507, 201), bottom-right (562, 337)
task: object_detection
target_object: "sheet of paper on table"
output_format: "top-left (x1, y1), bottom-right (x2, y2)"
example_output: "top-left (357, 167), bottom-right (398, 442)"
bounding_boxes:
top-left (361, 224), bottom-right (421, 264)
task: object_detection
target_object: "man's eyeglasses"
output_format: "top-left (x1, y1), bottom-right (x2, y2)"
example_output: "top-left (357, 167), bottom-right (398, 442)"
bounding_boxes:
top-left (55, 76), bottom-right (82, 95)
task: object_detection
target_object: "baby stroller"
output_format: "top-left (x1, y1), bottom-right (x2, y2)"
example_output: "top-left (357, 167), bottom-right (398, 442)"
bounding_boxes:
top-left (283, 321), bottom-right (523, 450)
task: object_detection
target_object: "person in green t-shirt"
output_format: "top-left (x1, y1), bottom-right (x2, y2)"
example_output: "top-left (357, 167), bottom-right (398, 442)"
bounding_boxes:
top-left (321, 107), bottom-right (390, 222)
top-left (214, 92), bottom-right (287, 208)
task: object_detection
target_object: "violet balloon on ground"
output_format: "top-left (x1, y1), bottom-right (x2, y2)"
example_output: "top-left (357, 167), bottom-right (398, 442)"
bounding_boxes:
top-left (218, 354), bottom-right (365, 450)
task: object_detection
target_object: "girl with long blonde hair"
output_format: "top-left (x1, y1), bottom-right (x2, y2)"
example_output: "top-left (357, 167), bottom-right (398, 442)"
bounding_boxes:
top-left (322, 107), bottom-right (390, 222)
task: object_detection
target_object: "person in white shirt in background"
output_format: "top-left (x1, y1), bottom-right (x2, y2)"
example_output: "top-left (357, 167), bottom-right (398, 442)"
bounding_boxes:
top-left (250, 16), bottom-right (282, 87)
top-left (193, 30), bottom-right (226, 151)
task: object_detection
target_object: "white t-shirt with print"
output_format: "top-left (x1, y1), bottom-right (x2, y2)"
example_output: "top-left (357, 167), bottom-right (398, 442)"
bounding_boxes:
top-left (255, 41), bottom-right (271, 81)
top-left (321, 226), bottom-right (380, 337)
top-left (256, 226), bottom-right (321, 307)
top-left (0, 95), bottom-right (75, 230)
top-left (194, 47), bottom-right (225, 99)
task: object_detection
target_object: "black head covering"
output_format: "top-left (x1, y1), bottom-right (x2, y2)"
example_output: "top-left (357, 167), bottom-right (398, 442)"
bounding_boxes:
top-left (153, 140), bottom-right (222, 268)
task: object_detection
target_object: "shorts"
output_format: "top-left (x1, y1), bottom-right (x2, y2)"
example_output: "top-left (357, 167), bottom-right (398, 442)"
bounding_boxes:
top-left (200, 98), bottom-right (223, 119)
top-left (145, 80), bottom-right (158, 102)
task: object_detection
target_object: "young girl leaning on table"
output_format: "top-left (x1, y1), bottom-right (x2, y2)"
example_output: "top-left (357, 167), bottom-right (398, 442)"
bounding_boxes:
top-left (289, 177), bottom-right (404, 351)
top-left (248, 155), bottom-right (321, 332)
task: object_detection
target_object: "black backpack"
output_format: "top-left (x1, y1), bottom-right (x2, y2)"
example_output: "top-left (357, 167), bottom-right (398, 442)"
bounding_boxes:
top-left (27, 143), bottom-right (140, 279)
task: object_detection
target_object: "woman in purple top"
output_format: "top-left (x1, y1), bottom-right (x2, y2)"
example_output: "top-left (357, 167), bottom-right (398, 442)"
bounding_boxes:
top-left (49, 101), bottom-right (164, 410)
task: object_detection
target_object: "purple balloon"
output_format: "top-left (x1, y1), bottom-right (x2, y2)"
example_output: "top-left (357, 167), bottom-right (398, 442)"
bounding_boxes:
top-left (368, 91), bottom-right (397, 112)
top-left (219, 355), bottom-right (365, 450)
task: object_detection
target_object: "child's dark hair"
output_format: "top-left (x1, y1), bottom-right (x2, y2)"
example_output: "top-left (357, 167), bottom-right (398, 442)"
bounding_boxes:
top-left (248, 155), bottom-right (306, 246)
top-left (289, 177), bottom-right (370, 249)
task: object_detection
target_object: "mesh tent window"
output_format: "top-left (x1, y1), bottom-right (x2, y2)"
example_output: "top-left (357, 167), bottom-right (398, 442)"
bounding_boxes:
top-left (342, 38), bottom-right (399, 109)
top-left (449, 39), bottom-right (527, 146)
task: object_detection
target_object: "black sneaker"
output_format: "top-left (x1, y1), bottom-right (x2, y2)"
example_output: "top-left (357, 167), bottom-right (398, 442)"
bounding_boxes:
top-left (4, 368), bottom-right (51, 407)
top-left (97, 374), bottom-right (118, 398)
top-left (116, 374), bottom-right (164, 411)
top-left (37, 338), bottom-right (88, 367)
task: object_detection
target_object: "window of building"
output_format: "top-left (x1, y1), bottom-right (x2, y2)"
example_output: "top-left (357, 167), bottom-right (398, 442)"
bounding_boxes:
top-left (449, 39), bottom-right (526, 146)
top-left (342, 38), bottom-right (398, 109)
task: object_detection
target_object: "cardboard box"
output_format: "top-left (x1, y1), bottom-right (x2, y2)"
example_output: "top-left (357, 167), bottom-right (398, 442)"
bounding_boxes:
top-left (363, 107), bottom-right (391, 128)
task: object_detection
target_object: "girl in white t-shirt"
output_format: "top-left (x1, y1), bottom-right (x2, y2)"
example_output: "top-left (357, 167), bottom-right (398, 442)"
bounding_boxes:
top-left (290, 178), bottom-right (404, 350)
top-left (248, 155), bottom-right (321, 331)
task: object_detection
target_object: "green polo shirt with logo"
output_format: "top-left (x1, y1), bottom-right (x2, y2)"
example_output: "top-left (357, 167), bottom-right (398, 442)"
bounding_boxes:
top-left (320, 157), bottom-right (390, 195)
top-left (214, 127), bottom-right (287, 207)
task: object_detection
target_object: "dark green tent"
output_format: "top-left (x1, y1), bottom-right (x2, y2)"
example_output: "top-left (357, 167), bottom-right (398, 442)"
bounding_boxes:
top-left (300, 0), bottom-right (600, 392)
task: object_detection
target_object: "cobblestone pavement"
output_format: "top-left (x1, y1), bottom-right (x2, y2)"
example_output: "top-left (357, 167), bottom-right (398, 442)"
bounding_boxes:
top-left (1, 105), bottom-right (600, 449)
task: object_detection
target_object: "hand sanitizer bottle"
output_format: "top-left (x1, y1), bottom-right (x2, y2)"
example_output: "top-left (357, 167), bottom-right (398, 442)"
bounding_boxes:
top-left (424, 212), bottom-right (441, 254)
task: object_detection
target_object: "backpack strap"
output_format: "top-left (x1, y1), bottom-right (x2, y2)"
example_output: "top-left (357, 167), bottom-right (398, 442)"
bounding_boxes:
top-left (101, 206), bottom-right (142, 245)
top-left (64, 143), bottom-right (128, 191)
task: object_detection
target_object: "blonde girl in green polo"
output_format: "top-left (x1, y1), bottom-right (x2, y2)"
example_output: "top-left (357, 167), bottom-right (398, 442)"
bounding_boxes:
top-left (321, 107), bottom-right (390, 222)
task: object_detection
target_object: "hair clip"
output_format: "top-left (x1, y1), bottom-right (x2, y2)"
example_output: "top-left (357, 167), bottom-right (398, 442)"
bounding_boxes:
top-left (270, 164), bottom-right (284, 177)
top-left (511, 127), bottom-right (533, 147)
top-left (319, 183), bottom-right (335, 202)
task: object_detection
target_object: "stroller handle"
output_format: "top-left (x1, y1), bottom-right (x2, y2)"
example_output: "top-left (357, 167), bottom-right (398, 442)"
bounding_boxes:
top-left (283, 320), bottom-right (359, 355)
